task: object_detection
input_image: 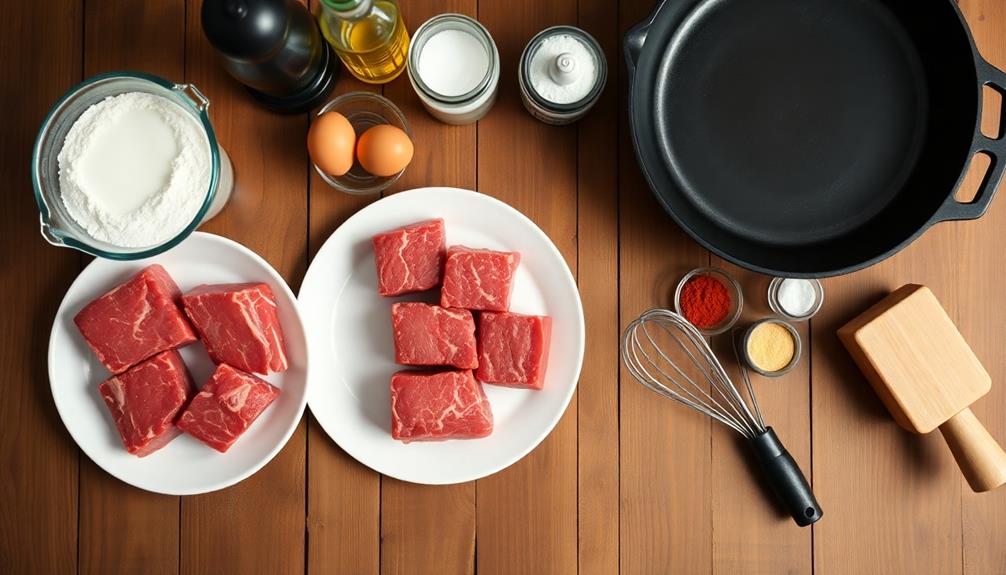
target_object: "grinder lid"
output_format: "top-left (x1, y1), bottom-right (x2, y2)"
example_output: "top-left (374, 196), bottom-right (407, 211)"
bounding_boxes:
top-left (202, 0), bottom-right (289, 60)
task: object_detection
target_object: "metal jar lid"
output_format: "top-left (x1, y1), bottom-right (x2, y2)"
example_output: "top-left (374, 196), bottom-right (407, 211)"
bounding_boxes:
top-left (518, 26), bottom-right (607, 125)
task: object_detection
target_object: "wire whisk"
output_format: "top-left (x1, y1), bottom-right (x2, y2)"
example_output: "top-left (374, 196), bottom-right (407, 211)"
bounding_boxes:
top-left (622, 308), bottom-right (766, 437)
top-left (622, 308), bottom-right (823, 527)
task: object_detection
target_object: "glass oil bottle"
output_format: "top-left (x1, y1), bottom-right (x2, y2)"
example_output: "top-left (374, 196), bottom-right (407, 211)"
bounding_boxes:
top-left (319, 0), bottom-right (409, 84)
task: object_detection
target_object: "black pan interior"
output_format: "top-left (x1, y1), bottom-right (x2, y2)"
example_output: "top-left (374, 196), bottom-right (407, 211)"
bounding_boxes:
top-left (633, 0), bottom-right (978, 274)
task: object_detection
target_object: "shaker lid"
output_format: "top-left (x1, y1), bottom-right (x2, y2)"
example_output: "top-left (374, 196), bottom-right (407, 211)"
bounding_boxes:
top-left (519, 25), bottom-right (607, 113)
top-left (201, 0), bottom-right (289, 59)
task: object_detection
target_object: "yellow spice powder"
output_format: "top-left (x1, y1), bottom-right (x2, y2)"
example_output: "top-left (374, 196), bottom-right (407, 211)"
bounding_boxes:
top-left (746, 322), bottom-right (795, 372)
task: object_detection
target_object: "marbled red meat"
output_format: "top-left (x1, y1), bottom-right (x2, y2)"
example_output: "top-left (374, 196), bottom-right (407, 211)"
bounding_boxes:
top-left (182, 283), bottom-right (288, 375)
top-left (390, 370), bottom-right (493, 442)
top-left (372, 219), bottom-right (446, 296)
top-left (98, 350), bottom-right (194, 457)
top-left (477, 311), bottom-right (552, 390)
top-left (440, 246), bottom-right (519, 312)
top-left (392, 302), bottom-right (477, 369)
top-left (177, 363), bottom-right (280, 453)
top-left (75, 264), bottom-right (197, 374)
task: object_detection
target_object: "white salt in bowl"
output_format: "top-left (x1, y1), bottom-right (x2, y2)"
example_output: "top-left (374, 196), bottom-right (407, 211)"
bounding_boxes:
top-left (767, 277), bottom-right (825, 321)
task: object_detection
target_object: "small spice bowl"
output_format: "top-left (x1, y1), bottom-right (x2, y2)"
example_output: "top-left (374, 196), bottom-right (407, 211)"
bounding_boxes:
top-left (768, 277), bottom-right (825, 321)
top-left (673, 267), bottom-right (743, 336)
top-left (313, 92), bottom-right (411, 195)
top-left (741, 319), bottom-right (802, 377)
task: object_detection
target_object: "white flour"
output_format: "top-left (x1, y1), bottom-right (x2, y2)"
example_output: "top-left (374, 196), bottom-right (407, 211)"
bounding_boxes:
top-left (529, 33), bottom-right (598, 104)
top-left (58, 92), bottom-right (211, 248)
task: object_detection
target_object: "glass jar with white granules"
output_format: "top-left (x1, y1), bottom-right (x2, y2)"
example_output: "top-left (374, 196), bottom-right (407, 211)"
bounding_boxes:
top-left (519, 26), bottom-right (607, 125)
top-left (407, 14), bottom-right (500, 125)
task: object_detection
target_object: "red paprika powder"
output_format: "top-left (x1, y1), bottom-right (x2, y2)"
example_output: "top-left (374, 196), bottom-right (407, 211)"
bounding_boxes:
top-left (679, 275), bottom-right (731, 328)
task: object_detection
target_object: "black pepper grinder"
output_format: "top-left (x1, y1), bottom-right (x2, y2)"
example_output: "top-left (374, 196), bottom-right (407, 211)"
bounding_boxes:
top-left (202, 0), bottom-right (339, 113)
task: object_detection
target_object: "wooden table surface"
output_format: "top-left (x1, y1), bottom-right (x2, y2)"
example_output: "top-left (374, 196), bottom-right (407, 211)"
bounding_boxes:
top-left (4, 0), bottom-right (1006, 573)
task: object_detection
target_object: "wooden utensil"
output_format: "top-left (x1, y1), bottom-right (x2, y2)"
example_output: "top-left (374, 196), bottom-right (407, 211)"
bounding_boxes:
top-left (838, 284), bottom-right (1006, 492)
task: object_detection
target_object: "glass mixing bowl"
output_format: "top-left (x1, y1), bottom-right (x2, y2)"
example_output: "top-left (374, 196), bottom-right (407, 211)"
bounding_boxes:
top-left (32, 71), bottom-right (233, 260)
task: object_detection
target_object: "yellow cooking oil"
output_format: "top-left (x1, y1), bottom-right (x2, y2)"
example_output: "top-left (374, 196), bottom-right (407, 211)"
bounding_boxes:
top-left (319, 0), bottom-right (409, 84)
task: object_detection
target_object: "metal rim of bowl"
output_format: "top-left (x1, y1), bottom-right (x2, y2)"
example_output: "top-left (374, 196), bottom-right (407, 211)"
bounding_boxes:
top-left (767, 277), bottom-right (825, 321)
top-left (313, 91), bottom-right (411, 195)
top-left (31, 70), bottom-right (221, 260)
top-left (673, 267), bottom-right (744, 336)
top-left (741, 318), bottom-right (802, 377)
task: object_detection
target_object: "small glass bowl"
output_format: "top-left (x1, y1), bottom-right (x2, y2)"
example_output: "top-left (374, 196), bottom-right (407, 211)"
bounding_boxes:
top-left (673, 267), bottom-right (744, 336)
top-left (768, 277), bottom-right (824, 321)
top-left (313, 92), bottom-right (411, 195)
top-left (740, 318), bottom-right (802, 377)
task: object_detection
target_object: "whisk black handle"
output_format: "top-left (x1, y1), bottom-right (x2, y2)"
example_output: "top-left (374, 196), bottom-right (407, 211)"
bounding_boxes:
top-left (748, 427), bottom-right (823, 527)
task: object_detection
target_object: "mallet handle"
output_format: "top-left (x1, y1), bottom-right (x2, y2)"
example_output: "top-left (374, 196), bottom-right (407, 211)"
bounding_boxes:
top-left (939, 407), bottom-right (1006, 492)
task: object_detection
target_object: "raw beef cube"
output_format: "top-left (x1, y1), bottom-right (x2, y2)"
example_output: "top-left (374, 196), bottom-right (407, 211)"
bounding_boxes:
top-left (98, 350), bottom-right (194, 457)
top-left (372, 219), bottom-right (446, 296)
top-left (182, 283), bottom-right (288, 375)
top-left (392, 302), bottom-right (478, 369)
top-left (177, 363), bottom-right (280, 453)
top-left (391, 370), bottom-right (493, 442)
top-left (75, 264), bottom-right (197, 374)
top-left (440, 246), bottom-right (520, 312)
top-left (477, 312), bottom-right (552, 390)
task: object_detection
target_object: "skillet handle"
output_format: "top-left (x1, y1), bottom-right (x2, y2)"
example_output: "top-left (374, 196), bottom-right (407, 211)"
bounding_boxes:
top-left (624, 0), bottom-right (668, 79)
top-left (935, 59), bottom-right (1006, 222)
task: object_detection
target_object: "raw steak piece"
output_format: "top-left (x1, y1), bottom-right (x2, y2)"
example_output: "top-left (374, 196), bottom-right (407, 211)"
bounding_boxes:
top-left (440, 246), bottom-right (520, 312)
top-left (182, 283), bottom-right (288, 375)
top-left (75, 264), bottom-right (197, 374)
top-left (392, 302), bottom-right (478, 369)
top-left (477, 311), bottom-right (552, 390)
top-left (177, 363), bottom-right (280, 453)
top-left (98, 350), bottom-right (194, 457)
top-left (372, 219), bottom-right (446, 296)
top-left (391, 370), bottom-right (493, 442)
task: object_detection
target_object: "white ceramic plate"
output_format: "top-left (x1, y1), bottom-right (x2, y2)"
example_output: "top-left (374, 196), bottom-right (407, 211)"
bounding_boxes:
top-left (49, 232), bottom-right (309, 495)
top-left (300, 187), bottom-right (585, 484)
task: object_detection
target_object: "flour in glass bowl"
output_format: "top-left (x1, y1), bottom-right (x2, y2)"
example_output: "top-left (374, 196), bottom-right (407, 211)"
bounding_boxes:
top-left (58, 92), bottom-right (212, 248)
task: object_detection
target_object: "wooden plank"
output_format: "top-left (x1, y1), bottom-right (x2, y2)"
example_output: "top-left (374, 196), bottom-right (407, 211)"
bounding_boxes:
top-left (83, 0), bottom-right (184, 73)
top-left (956, 0), bottom-right (1006, 571)
top-left (77, 2), bottom-right (184, 573)
top-left (79, 480), bottom-right (180, 575)
top-left (812, 240), bottom-right (964, 574)
top-left (0, 0), bottom-right (81, 573)
top-left (180, 2), bottom-right (308, 573)
top-left (377, 2), bottom-right (479, 574)
top-left (380, 480), bottom-right (475, 575)
top-left (575, 0), bottom-right (620, 574)
top-left (475, 1), bottom-right (579, 574)
top-left (709, 264), bottom-right (813, 574)
top-left (305, 17), bottom-right (381, 572)
top-left (617, 0), bottom-right (712, 572)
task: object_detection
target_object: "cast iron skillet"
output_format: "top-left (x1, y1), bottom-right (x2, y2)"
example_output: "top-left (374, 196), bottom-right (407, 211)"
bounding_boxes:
top-left (626, 0), bottom-right (1006, 277)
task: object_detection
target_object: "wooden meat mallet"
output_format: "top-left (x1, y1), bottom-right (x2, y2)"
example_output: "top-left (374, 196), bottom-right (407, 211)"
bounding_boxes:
top-left (838, 284), bottom-right (1006, 492)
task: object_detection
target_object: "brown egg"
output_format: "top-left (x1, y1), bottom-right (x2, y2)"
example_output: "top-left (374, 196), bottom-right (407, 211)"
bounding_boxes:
top-left (308, 112), bottom-right (355, 177)
top-left (356, 124), bottom-right (414, 177)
